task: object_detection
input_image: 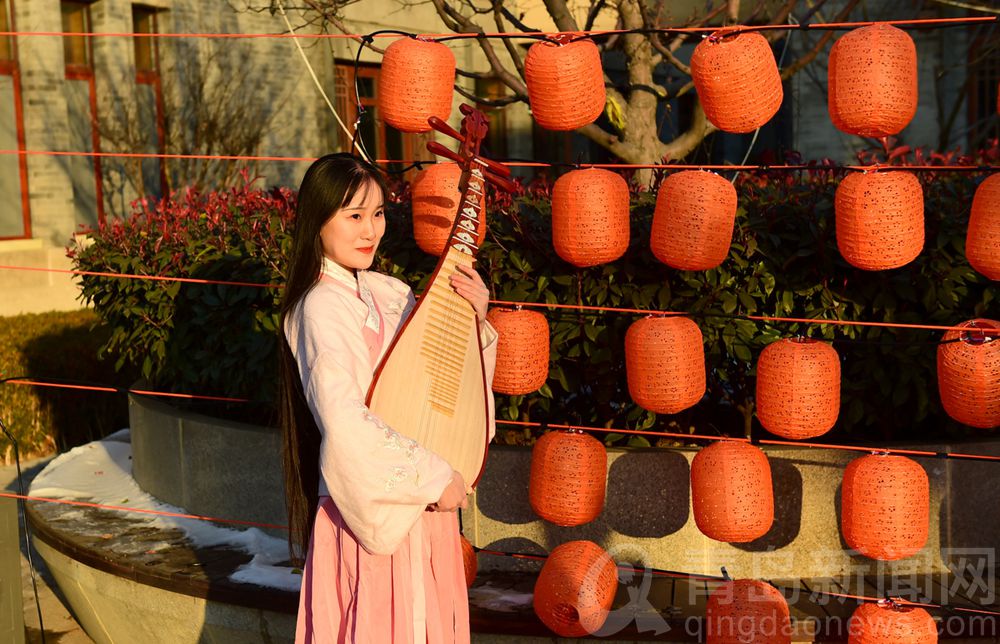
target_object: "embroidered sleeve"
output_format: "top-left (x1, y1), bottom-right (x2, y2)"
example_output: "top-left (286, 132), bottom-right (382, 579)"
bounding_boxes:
top-left (299, 315), bottom-right (454, 556)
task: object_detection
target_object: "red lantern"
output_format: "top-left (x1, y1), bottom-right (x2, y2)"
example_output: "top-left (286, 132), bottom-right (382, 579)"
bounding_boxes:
top-left (378, 38), bottom-right (455, 133)
top-left (756, 338), bottom-right (841, 440)
top-left (835, 171), bottom-right (924, 270)
top-left (690, 29), bottom-right (783, 133)
top-left (411, 163), bottom-right (486, 256)
top-left (705, 580), bottom-right (792, 644)
top-left (841, 454), bottom-right (929, 561)
top-left (651, 170), bottom-right (738, 270)
top-left (524, 39), bottom-right (606, 131)
top-left (848, 602), bottom-right (938, 644)
top-left (937, 319), bottom-right (1000, 429)
top-left (460, 535), bottom-right (477, 588)
top-left (529, 430), bottom-right (607, 527)
top-left (552, 168), bottom-right (630, 267)
top-left (625, 316), bottom-right (705, 414)
top-left (828, 23), bottom-right (918, 138)
top-left (966, 174), bottom-right (1000, 281)
top-left (486, 308), bottom-right (550, 395)
top-left (691, 441), bottom-right (774, 543)
top-left (534, 541), bottom-right (617, 637)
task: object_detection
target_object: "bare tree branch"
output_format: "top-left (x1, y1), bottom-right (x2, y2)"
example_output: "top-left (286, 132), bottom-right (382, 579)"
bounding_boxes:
top-left (498, 5), bottom-right (542, 32)
top-left (430, 0), bottom-right (528, 96)
top-left (651, 34), bottom-right (690, 75)
top-left (727, 0), bottom-right (741, 24)
top-left (454, 84), bottom-right (521, 106)
top-left (492, 0), bottom-right (526, 77)
top-left (584, 0), bottom-right (608, 32)
top-left (660, 102), bottom-right (716, 161)
top-left (780, 0), bottom-right (860, 80)
top-left (543, 0), bottom-right (580, 32)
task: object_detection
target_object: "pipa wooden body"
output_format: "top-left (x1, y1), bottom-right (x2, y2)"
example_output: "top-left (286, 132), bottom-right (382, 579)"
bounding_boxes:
top-left (366, 107), bottom-right (512, 487)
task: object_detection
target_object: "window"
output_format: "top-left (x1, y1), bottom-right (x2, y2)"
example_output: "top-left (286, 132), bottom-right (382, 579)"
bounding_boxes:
top-left (133, 5), bottom-right (166, 198)
top-left (61, 0), bottom-right (104, 229)
top-left (967, 34), bottom-right (999, 151)
top-left (61, 1), bottom-right (91, 69)
top-left (474, 77), bottom-right (509, 159)
top-left (133, 5), bottom-right (157, 75)
top-left (0, 0), bottom-right (29, 240)
top-left (332, 61), bottom-right (427, 173)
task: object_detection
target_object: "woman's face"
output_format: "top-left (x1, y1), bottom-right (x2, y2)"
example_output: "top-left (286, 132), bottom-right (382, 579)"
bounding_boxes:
top-left (320, 180), bottom-right (385, 271)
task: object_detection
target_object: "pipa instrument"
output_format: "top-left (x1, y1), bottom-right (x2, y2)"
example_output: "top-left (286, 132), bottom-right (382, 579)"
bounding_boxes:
top-left (366, 105), bottom-right (516, 487)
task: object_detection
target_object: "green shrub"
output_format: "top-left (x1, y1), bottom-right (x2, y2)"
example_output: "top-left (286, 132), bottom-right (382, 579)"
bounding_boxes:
top-left (0, 310), bottom-right (136, 459)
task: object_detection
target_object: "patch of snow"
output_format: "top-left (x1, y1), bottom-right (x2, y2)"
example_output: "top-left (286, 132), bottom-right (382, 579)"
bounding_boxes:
top-left (468, 583), bottom-right (534, 613)
top-left (29, 431), bottom-right (301, 592)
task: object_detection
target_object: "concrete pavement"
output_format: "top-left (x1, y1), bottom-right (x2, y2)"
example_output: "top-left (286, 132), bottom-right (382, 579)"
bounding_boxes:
top-left (2, 455), bottom-right (93, 644)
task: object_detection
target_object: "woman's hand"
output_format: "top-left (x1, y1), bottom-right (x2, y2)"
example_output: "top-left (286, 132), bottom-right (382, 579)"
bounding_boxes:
top-left (449, 265), bottom-right (489, 325)
top-left (431, 470), bottom-right (469, 512)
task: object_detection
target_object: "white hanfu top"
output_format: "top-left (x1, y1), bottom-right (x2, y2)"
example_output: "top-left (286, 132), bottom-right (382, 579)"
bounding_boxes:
top-left (284, 259), bottom-right (498, 556)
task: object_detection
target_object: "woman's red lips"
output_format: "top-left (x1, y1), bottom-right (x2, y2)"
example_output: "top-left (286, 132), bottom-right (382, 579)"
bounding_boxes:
top-left (357, 246), bottom-right (375, 253)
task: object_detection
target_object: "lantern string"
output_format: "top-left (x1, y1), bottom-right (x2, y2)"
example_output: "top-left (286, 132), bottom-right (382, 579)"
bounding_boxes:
top-left (0, 264), bottom-right (992, 338)
top-left (0, 16), bottom-right (993, 41)
top-left (469, 545), bottom-right (1000, 617)
top-left (1, 149), bottom-right (996, 174)
top-left (8, 374), bottom-right (999, 463)
top-left (5, 483), bottom-right (1000, 618)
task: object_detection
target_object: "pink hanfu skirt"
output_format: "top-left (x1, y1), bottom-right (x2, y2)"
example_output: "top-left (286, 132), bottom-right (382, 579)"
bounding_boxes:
top-left (295, 496), bottom-right (471, 643)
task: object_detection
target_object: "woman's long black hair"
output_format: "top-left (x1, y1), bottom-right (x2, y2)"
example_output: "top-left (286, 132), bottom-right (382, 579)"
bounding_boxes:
top-left (278, 153), bottom-right (388, 563)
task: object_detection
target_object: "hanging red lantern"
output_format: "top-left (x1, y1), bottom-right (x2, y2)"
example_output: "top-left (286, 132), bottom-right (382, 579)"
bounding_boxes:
top-left (460, 535), bottom-right (477, 588)
top-left (411, 163), bottom-right (487, 256)
top-left (524, 38), bottom-right (606, 131)
top-left (847, 602), bottom-right (938, 644)
top-left (533, 540), bottom-right (617, 638)
top-left (552, 168), bottom-right (630, 267)
top-left (937, 319), bottom-right (1000, 429)
top-left (835, 171), bottom-right (924, 270)
top-left (626, 316), bottom-right (705, 414)
top-left (690, 29), bottom-right (784, 133)
top-left (486, 308), bottom-right (550, 395)
top-left (966, 174), bottom-right (1000, 281)
top-left (828, 23), bottom-right (918, 138)
top-left (378, 37), bottom-right (455, 133)
top-left (705, 580), bottom-right (792, 644)
top-left (691, 441), bottom-right (774, 543)
top-left (841, 454), bottom-right (929, 561)
top-left (651, 170), bottom-right (738, 270)
top-left (756, 338), bottom-right (841, 440)
top-left (529, 430), bottom-right (607, 527)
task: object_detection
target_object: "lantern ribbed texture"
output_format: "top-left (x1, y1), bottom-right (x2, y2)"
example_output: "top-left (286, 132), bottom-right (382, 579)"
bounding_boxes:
top-left (626, 317), bottom-right (705, 413)
top-left (551, 168), bottom-right (630, 267)
top-left (835, 171), bottom-right (924, 270)
top-left (967, 174), bottom-right (1000, 281)
top-left (377, 38), bottom-right (455, 133)
top-left (691, 441), bottom-right (774, 543)
top-left (524, 39), bottom-right (606, 131)
top-left (841, 454), bottom-right (929, 561)
top-left (529, 430), bottom-right (608, 527)
top-left (411, 163), bottom-right (486, 256)
top-left (460, 535), bottom-right (477, 588)
top-left (937, 319), bottom-right (1000, 429)
top-left (690, 30), bottom-right (783, 133)
top-left (847, 603), bottom-right (938, 644)
top-left (828, 23), bottom-right (918, 138)
top-left (756, 338), bottom-right (841, 440)
top-left (486, 308), bottom-right (550, 395)
top-left (533, 540), bottom-right (617, 638)
top-left (651, 171), bottom-right (738, 270)
top-left (705, 580), bottom-right (792, 644)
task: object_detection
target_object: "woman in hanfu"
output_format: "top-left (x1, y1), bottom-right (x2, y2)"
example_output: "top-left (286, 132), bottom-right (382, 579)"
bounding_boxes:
top-left (278, 154), bottom-right (497, 643)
